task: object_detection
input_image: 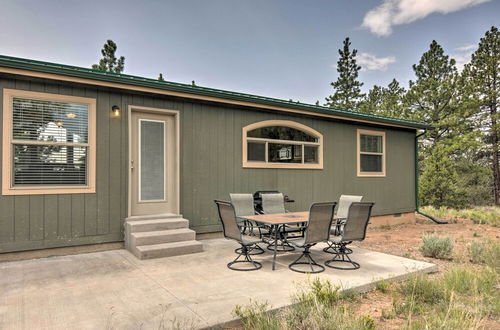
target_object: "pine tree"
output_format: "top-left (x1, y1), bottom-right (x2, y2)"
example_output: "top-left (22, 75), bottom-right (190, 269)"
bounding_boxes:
top-left (92, 40), bottom-right (125, 73)
top-left (406, 40), bottom-right (461, 147)
top-left (408, 40), bottom-right (476, 208)
top-left (358, 79), bottom-right (408, 118)
top-left (325, 37), bottom-right (364, 110)
top-left (358, 85), bottom-right (384, 113)
top-left (158, 73), bottom-right (165, 81)
top-left (464, 26), bottom-right (500, 205)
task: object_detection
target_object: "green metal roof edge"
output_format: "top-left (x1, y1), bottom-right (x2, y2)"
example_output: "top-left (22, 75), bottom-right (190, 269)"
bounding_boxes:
top-left (0, 54), bottom-right (431, 129)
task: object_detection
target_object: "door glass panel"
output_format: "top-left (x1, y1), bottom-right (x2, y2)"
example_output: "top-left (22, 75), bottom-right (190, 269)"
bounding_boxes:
top-left (140, 120), bottom-right (165, 201)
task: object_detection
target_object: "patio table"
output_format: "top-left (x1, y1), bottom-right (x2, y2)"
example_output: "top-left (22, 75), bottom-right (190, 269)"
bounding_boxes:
top-left (242, 212), bottom-right (342, 270)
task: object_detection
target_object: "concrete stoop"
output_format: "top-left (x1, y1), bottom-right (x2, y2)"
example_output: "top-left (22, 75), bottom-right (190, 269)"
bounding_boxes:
top-left (124, 214), bottom-right (203, 259)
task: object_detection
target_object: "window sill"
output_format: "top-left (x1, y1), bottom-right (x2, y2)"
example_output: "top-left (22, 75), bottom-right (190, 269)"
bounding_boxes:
top-left (357, 172), bottom-right (386, 178)
top-left (243, 162), bottom-right (323, 170)
top-left (2, 186), bottom-right (96, 195)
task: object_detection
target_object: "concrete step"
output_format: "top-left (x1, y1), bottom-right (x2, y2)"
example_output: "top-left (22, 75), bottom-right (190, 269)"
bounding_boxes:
top-left (125, 218), bottom-right (189, 233)
top-left (131, 228), bottom-right (196, 246)
top-left (125, 213), bottom-right (182, 222)
top-left (133, 240), bottom-right (203, 259)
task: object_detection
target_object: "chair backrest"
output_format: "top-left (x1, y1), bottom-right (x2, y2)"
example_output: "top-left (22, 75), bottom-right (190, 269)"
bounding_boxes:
top-left (304, 202), bottom-right (337, 245)
top-left (262, 193), bottom-right (286, 214)
top-left (230, 193), bottom-right (255, 217)
top-left (214, 200), bottom-right (242, 241)
top-left (341, 202), bottom-right (374, 242)
top-left (336, 195), bottom-right (363, 218)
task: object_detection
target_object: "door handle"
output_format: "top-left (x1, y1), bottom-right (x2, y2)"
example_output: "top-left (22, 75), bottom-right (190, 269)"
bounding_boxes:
top-left (131, 160), bottom-right (134, 170)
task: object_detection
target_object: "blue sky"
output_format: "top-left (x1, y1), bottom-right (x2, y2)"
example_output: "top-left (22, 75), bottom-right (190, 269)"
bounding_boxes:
top-left (0, 0), bottom-right (498, 104)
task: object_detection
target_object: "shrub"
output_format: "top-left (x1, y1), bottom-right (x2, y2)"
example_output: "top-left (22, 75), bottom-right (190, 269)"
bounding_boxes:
top-left (398, 274), bottom-right (446, 304)
top-left (234, 278), bottom-right (375, 330)
top-left (375, 279), bottom-right (390, 293)
top-left (233, 301), bottom-right (280, 330)
top-left (410, 296), bottom-right (484, 330)
top-left (419, 234), bottom-right (453, 259)
top-left (469, 239), bottom-right (500, 271)
top-left (295, 277), bottom-right (341, 306)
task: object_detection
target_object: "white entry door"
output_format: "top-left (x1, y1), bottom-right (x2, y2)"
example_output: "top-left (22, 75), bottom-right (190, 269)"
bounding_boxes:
top-left (130, 110), bottom-right (177, 216)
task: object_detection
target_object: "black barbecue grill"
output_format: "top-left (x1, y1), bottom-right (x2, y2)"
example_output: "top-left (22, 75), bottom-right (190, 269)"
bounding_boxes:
top-left (253, 190), bottom-right (294, 214)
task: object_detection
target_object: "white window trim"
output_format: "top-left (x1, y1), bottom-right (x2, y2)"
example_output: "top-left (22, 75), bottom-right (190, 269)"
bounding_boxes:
top-left (242, 120), bottom-right (323, 169)
top-left (2, 89), bottom-right (97, 195)
top-left (357, 129), bottom-right (386, 177)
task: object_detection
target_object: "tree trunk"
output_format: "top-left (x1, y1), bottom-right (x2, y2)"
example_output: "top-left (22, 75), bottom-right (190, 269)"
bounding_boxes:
top-left (491, 103), bottom-right (500, 205)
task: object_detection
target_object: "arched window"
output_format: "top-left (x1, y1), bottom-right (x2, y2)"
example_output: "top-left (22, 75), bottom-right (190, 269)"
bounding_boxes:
top-left (242, 120), bottom-right (323, 169)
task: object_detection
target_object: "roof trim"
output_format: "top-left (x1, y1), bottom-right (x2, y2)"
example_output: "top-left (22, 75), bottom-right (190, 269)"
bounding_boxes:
top-left (0, 54), bottom-right (431, 130)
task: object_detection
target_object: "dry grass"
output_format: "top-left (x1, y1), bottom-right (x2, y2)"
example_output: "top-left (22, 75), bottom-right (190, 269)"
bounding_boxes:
top-left (421, 206), bottom-right (500, 227)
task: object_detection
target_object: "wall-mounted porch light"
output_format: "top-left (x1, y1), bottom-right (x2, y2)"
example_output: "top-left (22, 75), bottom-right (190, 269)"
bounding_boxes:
top-left (111, 105), bottom-right (121, 118)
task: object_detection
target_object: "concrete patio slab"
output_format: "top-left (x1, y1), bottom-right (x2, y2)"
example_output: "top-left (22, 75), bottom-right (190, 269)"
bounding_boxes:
top-left (0, 239), bottom-right (437, 329)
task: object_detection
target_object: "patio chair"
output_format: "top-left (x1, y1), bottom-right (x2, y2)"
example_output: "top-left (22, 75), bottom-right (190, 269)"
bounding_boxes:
top-left (288, 202), bottom-right (336, 273)
top-left (325, 202), bottom-right (374, 270)
top-left (261, 193), bottom-right (287, 214)
top-left (261, 193), bottom-right (299, 252)
top-left (214, 200), bottom-right (264, 271)
top-left (229, 193), bottom-right (266, 255)
top-left (323, 195), bottom-right (363, 254)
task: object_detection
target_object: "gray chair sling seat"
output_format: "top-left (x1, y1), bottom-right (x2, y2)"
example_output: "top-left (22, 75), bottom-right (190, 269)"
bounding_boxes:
top-left (288, 202), bottom-right (337, 273)
top-left (262, 193), bottom-right (305, 234)
top-left (214, 200), bottom-right (264, 271)
top-left (230, 193), bottom-right (269, 236)
top-left (325, 202), bottom-right (374, 270)
top-left (324, 195), bottom-right (363, 255)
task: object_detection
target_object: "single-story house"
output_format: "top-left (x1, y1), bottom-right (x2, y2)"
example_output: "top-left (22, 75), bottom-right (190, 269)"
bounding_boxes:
top-left (0, 55), bottom-right (430, 258)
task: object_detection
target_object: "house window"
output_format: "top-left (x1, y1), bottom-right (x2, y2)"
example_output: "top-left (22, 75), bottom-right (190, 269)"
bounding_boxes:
top-left (357, 129), bottom-right (386, 177)
top-left (242, 120), bottom-right (323, 169)
top-left (2, 89), bottom-right (96, 195)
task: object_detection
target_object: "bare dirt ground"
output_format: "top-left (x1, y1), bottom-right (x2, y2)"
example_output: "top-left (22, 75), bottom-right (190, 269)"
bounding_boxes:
top-left (359, 215), bottom-right (500, 270)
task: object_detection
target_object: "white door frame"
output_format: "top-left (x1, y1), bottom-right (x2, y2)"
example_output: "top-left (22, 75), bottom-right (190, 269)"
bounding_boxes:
top-left (127, 105), bottom-right (180, 217)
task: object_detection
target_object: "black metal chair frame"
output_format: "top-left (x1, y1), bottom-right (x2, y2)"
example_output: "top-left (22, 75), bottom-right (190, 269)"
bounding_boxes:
top-left (289, 243), bottom-right (324, 273)
top-left (323, 241), bottom-right (353, 255)
top-left (325, 202), bottom-right (374, 270)
top-left (323, 221), bottom-right (353, 255)
top-left (324, 243), bottom-right (359, 269)
top-left (215, 200), bottom-right (263, 271)
top-left (235, 220), bottom-right (265, 255)
top-left (288, 202), bottom-right (336, 274)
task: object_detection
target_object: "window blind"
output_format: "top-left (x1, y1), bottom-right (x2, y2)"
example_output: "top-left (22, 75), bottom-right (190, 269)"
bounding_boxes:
top-left (11, 97), bottom-right (89, 186)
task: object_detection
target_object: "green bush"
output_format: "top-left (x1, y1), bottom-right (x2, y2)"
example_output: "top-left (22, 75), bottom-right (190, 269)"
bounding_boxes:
top-left (375, 279), bottom-right (390, 293)
top-left (419, 234), bottom-right (454, 259)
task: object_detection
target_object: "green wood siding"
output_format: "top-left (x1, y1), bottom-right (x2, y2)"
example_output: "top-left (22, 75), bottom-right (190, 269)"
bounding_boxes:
top-left (0, 75), bottom-right (415, 252)
top-left (0, 77), bottom-right (126, 252)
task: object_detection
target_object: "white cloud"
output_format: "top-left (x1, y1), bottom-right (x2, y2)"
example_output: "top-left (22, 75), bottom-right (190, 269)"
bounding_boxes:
top-left (453, 44), bottom-right (477, 70)
top-left (455, 44), bottom-right (477, 52)
top-left (357, 52), bottom-right (396, 71)
top-left (362, 0), bottom-right (493, 36)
